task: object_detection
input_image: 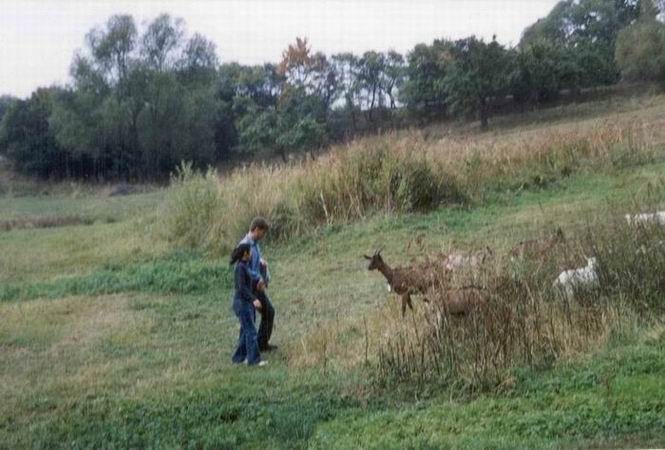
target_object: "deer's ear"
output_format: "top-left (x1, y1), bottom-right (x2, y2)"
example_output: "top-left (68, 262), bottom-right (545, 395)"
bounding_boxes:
top-left (363, 255), bottom-right (372, 260)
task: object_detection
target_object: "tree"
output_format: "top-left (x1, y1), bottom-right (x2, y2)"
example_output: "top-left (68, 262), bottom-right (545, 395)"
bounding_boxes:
top-left (444, 37), bottom-right (514, 130)
top-left (0, 88), bottom-right (68, 178)
top-left (356, 51), bottom-right (386, 122)
top-left (401, 40), bottom-right (454, 117)
top-left (85, 15), bottom-right (138, 91)
top-left (616, 1), bottom-right (665, 85)
top-left (330, 53), bottom-right (363, 130)
top-left (0, 96), bottom-right (16, 125)
top-left (383, 50), bottom-right (406, 109)
top-left (178, 33), bottom-right (219, 85)
top-left (141, 14), bottom-right (185, 72)
top-left (520, 0), bottom-right (645, 89)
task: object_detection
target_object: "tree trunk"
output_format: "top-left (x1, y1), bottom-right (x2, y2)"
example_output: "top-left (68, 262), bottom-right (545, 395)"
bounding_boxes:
top-left (479, 98), bottom-right (489, 131)
top-left (278, 147), bottom-right (288, 163)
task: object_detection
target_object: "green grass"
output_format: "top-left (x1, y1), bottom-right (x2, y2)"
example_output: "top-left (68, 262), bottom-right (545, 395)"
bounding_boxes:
top-left (3, 92), bottom-right (665, 449)
top-left (0, 190), bottom-right (165, 222)
top-left (311, 336), bottom-right (665, 449)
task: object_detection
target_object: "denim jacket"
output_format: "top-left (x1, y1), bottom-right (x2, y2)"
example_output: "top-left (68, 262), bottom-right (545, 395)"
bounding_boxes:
top-left (239, 234), bottom-right (271, 286)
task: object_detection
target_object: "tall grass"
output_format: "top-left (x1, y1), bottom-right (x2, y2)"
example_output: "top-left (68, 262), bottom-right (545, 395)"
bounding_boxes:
top-left (163, 119), bottom-right (655, 254)
top-left (374, 216), bottom-right (665, 391)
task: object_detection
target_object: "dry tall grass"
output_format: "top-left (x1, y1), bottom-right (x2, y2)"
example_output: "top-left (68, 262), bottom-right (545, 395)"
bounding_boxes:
top-left (163, 118), bottom-right (655, 254)
top-left (373, 217), bottom-right (665, 390)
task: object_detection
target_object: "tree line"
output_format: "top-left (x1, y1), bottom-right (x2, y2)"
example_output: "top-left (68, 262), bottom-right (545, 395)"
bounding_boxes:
top-left (1, 0), bottom-right (664, 180)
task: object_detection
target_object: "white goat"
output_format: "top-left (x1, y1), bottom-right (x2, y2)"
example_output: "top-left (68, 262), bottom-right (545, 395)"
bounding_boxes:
top-left (553, 257), bottom-right (599, 299)
top-left (625, 211), bottom-right (665, 226)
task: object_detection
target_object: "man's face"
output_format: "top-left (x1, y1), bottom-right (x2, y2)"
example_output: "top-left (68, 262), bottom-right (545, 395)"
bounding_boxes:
top-left (254, 228), bottom-right (267, 241)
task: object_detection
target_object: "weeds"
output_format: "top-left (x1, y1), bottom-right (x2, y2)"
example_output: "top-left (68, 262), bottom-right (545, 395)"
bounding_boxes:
top-left (163, 119), bottom-right (655, 255)
top-left (375, 216), bottom-right (665, 391)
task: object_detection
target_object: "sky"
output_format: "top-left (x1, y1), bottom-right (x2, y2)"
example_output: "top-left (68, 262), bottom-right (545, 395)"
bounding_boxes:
top-left (0, 0), bottom-right (559, 98)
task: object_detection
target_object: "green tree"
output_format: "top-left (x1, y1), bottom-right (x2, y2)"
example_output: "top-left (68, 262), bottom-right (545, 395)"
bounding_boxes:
top-left (401, 40), bottom-right (454, 118)
top-left (520, 0), bottom-right (643, 88)
top-left (383, 50), bottom-right (406, 109)
top-left (177, 33), bottom-right (219, 86)
top-left (616, 1), bottom-right (665, 85)
top-left (444, 37), bottom-right (514, 130)
top-left (141, 14), bottom-right (185, 72)
top-left (0, 88), bottom-right (68, 178)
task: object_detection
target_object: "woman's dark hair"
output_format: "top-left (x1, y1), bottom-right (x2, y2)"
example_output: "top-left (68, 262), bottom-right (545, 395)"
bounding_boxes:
top-left (230, 243), bottom-right (252, 265)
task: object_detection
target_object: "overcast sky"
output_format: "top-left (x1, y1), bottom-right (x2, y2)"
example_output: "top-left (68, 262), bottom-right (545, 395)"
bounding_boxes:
top-left (0, 0), bottom-right (559, 98)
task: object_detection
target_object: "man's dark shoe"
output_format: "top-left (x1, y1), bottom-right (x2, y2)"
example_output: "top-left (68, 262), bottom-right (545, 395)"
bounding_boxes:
top-left (260, 344), bottom-right (279, 352)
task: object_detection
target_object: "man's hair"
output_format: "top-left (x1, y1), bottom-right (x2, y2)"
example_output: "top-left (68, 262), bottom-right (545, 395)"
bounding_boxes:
top-left (250, 217), bottom-right (270, 232)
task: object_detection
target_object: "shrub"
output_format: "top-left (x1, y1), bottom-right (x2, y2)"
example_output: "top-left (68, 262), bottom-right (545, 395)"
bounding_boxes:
top-left (374, 216), bottom-right (665, 390)
top-left (163, 162), bottom-right (220, 250)
top-left (161, 119), bottom-right (654, 254)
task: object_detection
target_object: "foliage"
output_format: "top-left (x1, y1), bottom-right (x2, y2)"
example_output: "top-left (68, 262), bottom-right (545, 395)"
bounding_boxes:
top-left (616, 12), bottom-right (665, 86)
top-left (163, 162), bottom-right (221, 250)
top-left (444, 37), bottom-right (515, 129)
top-left (0, 88), bottom-right (69, 178)
top-left (400, 40), bottom-right (453, 117)
top-left (3, 3), bottom-right (661, 179)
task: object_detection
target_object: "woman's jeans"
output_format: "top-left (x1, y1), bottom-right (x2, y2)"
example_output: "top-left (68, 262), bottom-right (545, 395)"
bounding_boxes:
top-left (231, 298), bottom-right (261, 365)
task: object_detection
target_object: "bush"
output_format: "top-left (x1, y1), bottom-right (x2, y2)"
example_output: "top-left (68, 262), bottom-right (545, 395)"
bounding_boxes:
top-left (616, 18), bottom-right (665, 86)
top-left (161, 120), bottom-right (654, 255)
top-left (374, 215), bottom-right (665, 390)
top-left (163, 162), bottom-right (220, 250)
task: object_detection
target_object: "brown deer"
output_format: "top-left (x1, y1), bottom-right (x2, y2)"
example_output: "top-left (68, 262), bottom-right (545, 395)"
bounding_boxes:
top-left (510, 227), bottom-right (565, 262)
top-left (364, 249), bottom-right (439, 317)
top-left (435, 287), bottom-right (489, 316)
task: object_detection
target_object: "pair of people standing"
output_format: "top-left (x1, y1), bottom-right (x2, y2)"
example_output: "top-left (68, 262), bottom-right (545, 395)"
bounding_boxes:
top-left (230, 217), bottom-right (277, 366)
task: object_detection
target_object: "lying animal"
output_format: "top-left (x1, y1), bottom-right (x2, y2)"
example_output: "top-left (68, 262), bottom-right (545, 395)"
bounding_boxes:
top-left (625, 211), bottom-right (665, 226)
top-left (510, 227), bottom-right (565, 262)
top-left (553, 257), bottom-right (599, 299)
top-left (443, 247), bottom-right (494, 272)
top-left (437, 287), bottom-right (489, 316)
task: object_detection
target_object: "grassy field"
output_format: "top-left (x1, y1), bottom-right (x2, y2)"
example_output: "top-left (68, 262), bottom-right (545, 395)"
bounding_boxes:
top-left (2, 92), bottom-right (665, 449)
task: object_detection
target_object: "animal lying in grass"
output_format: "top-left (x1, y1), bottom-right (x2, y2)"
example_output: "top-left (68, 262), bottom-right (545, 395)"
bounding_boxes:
top-left (442, 247), bottom-right (494, 273)
top-left (364, 249), bottom-right (437, 316)
top-left (433, 287), bottom-right (489, 316)
top-left (553, 257), bottom-right (599, 299)
top-left (625, 211), bottom-right (665, 226)
top-left (510, 227), bottom-right (566, 262)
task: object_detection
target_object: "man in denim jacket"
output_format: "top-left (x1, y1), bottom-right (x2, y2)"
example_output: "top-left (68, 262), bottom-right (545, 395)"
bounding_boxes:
top-left (239, 217), bottom-right (277, 352)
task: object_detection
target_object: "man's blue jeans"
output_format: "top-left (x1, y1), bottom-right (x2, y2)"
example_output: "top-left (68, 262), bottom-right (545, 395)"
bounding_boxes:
top-left (231, 298), bottom-right (261, 365)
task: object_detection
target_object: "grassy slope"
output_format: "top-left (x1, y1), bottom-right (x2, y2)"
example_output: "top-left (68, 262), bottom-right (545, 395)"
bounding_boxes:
top-left (2, 94), bottom-right (665, 448)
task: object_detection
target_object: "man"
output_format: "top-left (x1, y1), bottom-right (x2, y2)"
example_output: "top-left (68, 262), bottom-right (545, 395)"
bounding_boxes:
top-left (239, 217), bottom-right (277, 352)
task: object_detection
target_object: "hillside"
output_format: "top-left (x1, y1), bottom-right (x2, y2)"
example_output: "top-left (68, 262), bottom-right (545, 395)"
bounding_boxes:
top-left (1, 91), bottom-right (665, 449)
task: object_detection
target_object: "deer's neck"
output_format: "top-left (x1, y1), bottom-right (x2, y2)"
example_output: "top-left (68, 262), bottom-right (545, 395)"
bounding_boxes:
top-left (377, 262), bottom-right (394, 285)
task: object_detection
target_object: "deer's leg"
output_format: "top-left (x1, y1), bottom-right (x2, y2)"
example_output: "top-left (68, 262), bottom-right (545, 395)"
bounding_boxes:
top-left (406, 294), bottom-right (414, 311)
top-left (401, 295), bottom-right (408, 317)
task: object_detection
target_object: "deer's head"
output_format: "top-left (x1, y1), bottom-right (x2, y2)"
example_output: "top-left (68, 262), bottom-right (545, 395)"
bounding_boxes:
top-left (363, 249), bottom-right (385, 271)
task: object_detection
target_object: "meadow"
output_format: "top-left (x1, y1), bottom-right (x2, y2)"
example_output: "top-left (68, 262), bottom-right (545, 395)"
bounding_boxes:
top-left (2, 90), bottom-right (665, 449)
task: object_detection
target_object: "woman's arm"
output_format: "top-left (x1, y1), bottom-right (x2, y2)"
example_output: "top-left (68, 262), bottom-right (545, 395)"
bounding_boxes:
top-left (236, 265), bottom-right (255, 303)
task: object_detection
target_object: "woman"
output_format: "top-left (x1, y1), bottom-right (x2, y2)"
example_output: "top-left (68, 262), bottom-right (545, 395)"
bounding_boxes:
top-left (230, 243), bottom-right (267, 366)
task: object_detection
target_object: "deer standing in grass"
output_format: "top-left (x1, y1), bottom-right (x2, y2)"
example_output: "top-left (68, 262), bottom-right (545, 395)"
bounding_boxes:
top-left (364, 249), bottom-right (436, 317)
